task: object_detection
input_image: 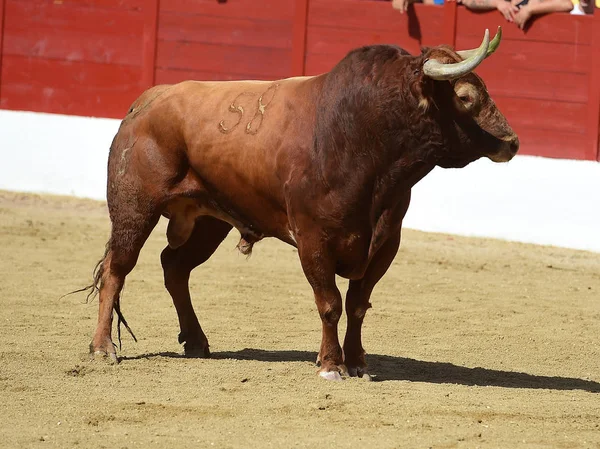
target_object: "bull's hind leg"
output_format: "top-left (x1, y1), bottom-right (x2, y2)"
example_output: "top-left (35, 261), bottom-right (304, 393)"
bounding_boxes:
top-left (90, 202), bottom-right (159, 363)
top-left (161, 216), bottom-right (232, 357)
top-left (343, 231), bottom-right (401, 379)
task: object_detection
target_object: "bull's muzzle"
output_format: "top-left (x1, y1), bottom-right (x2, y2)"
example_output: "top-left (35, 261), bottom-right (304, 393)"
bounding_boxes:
top-left (489, 135), bottom-right (519, 162)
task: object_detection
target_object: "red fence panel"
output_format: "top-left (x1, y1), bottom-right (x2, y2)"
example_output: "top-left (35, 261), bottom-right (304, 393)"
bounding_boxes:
top-left (0, 0), bottom-right (5, 101)
top-left (305, 1), bottom-right (447, 75)
top-left (0, 0), bottom-right (155, 118)
top-left (292, 0), bottom-right (310, 75)
top-left (141, 0), bottom-right (159, 90)
top-left (590, 12), bottom-right (600, 161)
top-left (155, 0), bottom-right (295, 84)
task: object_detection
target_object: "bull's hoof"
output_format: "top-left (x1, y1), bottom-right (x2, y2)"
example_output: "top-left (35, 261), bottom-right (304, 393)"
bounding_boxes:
top-left (183, 341), bottom-right (211, 358)
top-left (179, 331), bottom-right (210, 358)
top-left (318, 363), bottom-right (348, 381)
top-left (89, 338), bottom-right (118, 364)
top-left (90, 350), bottom-right (119, 365)
top-left (319, 370), bottom-right (344, 381)
top-left (348, 366), bottom-right (372, 381)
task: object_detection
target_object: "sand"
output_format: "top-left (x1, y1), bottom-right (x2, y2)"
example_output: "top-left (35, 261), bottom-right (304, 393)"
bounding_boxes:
top-left (0, 190), bottom-right (598, 448)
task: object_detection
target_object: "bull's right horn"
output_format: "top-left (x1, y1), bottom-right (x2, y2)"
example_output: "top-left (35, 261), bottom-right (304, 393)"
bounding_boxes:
top-left (457, 26), bottom-right (502, 60)
top-left (423, 29), bottom-right (490, 81)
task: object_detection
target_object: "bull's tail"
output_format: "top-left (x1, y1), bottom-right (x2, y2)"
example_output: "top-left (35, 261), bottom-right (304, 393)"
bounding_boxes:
top-left (61, 239), bottom-right (137, 349)
top-left (60, 240), bottom-right (109, 302)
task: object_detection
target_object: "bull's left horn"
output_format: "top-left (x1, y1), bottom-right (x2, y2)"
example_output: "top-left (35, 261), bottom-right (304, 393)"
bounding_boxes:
top-left (457, 26), bottom-right (502, 60)
top-left (423, 29), bottom-right (490, 81)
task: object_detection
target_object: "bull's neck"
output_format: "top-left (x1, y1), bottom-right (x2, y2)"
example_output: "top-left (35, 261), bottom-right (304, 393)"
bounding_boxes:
top-left (312, 132), bottom-right (439, 194)
top-left (310, 69), bottom-right (445, 197)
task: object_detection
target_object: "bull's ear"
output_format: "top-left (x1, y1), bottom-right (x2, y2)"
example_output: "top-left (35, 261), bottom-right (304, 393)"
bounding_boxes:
top-left (421, 44), bottom-right (453, 55)
top-left (412, 63), bottom-right (435, 111)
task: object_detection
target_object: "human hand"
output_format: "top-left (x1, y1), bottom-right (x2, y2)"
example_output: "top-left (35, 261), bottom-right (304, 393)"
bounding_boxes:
top-left (497, 1), bottom-right (519, 21)
top-left (392, 0), bottom-right (409, 13)
top-left (579, 0), bottom-right (594, 13)
top-left (513, 5), bottom-right (532, 29)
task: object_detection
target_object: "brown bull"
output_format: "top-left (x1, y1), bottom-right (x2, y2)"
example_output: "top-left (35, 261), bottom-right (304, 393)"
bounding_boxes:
top-left (88, 28), bottom-right (518, 380)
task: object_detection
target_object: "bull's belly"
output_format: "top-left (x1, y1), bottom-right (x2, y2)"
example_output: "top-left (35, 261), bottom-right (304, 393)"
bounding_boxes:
top-left (163, 194), bottom-right (294, 253)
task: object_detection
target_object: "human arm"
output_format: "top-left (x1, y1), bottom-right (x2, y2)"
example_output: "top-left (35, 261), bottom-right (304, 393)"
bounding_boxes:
top-left (458, 0), bottom-right (520, 21)
top-left (392, 0), bottom-right (418, 13)
top-left (514, 0), bottom-right (574, 29)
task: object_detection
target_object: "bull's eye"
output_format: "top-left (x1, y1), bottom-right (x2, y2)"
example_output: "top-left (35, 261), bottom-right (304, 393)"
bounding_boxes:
top-left (455, 84), bottom-right (478, 111)
top-left (458, 93), bottom-right (476, 111)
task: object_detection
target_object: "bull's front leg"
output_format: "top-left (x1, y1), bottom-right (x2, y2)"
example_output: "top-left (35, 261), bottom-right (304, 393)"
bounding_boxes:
top-left (343, 231), bottom-right (401, 379)
top-left (298, 242), bottom-right (346, 381)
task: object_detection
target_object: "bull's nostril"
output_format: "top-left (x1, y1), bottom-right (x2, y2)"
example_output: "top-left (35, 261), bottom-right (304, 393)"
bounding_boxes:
top-left (510, 137), bottom-right (520, 154)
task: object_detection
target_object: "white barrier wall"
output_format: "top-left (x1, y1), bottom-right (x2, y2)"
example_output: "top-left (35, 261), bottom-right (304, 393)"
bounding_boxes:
top-left (1, 110), bottom-right (599, 253)
top-left (405, 157), bottom-right (600, 253)
top-left (0, 110), bottom-right (119, 200)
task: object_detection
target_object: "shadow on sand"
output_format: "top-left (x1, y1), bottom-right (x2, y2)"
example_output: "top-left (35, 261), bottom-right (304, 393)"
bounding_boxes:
top-left (120, 348), bottom-right (600, 392)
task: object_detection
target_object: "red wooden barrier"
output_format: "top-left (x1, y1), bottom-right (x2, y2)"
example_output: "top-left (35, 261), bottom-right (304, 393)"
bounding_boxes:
top-left (0, 0), bottom-right (598, 160)
top-left (590, 12), bottom-right (600, 161)
top-left (141, 0), bottom-right (160, 90)
top-left (155, 0), bottom-right (294, 83)
top-left (0, 0), bottom-right (152, 118)
top-left (443, 0), bottom-right (457, 46)
top-left (0, 0), bottom-right (5, 102)
top-left (304, 1), bottom-right (447, 74)
top-left (292, 0), bottom-right (310, 75)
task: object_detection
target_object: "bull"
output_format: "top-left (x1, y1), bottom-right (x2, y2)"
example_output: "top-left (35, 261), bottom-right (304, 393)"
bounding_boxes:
top-left (87, 28), bottom-right (519, 380)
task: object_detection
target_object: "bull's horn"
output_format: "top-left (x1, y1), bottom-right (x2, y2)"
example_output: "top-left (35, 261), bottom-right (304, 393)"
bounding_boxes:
top-left (457, 26), bottom-right (502, 60)
top-left (423, 29), bottom-right (490, 81)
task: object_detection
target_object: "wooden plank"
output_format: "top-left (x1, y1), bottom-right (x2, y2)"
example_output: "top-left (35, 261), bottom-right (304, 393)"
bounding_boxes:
top-left (158, 12), bottom-right (292, 49)
top-left (156, 41), bottom-right (291, 79)
top-left (291, 0), bottom-right (309, 76)
top-left (456, 7), bottom-right (592, 44)
top-left (4, 0), bottom-right (146, 65)
top-left (304, 1), bottom-right (448, 73)
top-left (0, 55), bottom-right (142, 118)
top-left (590, 12), bottom-right (600, 161)
top-left (305, 50), bottom-right (349, 76)
top-left (13, 0), bottom-right (147, 12)
top-left (141, 0), bottom-right (159, 89)
top-left (307, 26), bottom-right (427, 56)
top-left (309, 0), bottom-right (445, 34)
top-left (477, 65), bottom-right (588, 104)
top-left (495, 96), bottom-right (586, 135)
top-left (161, 0), bottom-right (294, 21)
top-left (515, 127), bottom-right (589, 160)
top-left (155, 69), bottom-right (278, 85)
top-left (456, 36), bottom-right (591, 75)
top-left (0, 0), bottom-right (5, 103)
top-left (442, 0), bottom-right (457, 47)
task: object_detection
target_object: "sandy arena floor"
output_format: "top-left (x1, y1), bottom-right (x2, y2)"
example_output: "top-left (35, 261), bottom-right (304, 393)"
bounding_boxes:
top-left (0, 190), bottom-right (599, 448)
